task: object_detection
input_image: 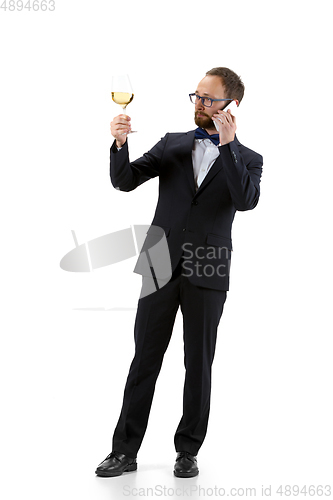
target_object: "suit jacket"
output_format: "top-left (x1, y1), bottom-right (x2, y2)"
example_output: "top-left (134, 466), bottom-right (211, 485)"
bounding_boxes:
top-left (110, 130), bottom-right (263, 291)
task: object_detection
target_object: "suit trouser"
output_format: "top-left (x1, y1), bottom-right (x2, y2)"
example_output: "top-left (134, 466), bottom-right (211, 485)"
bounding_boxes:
top-left (112, 257), bottom-right (227, 458)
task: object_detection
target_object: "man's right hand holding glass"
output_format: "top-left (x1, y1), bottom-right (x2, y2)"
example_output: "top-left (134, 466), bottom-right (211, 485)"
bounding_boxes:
top-left (110, 114), bottom-right (132, 148)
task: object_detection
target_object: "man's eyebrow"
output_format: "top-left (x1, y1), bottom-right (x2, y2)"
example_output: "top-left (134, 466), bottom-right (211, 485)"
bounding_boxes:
top-left (195, 91), bottom-right (211, 96)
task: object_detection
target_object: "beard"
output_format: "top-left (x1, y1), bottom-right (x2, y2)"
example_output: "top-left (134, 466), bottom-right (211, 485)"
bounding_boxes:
top-left (194, 111), bottom-right (215, 130)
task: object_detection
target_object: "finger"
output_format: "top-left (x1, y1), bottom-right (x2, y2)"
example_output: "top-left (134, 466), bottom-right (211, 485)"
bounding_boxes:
top-left (111, 123), bottom-right (131, 138)
top-left (111, 122), bottom-right (128, 132)
top-left (224, 109), bottom-right (236, 126)
top-left (116, 119), bottom-right (131, 128)
top-left (213, 114), bottom-right (225, 125)
top-left (113, 120), bottom-right (131, 133)
top-left (115, 117), bottom-right (131, 126)
top-left (114, 114), bottom-right (130, 120)
top-left (227, 109), bottom-right (236, 122)
top-left (119, 114), bottom-right (131, 122)
top-left (112, 115), bottom-right (131, 126)
top-left (218, 110), bottom-right (232, 123)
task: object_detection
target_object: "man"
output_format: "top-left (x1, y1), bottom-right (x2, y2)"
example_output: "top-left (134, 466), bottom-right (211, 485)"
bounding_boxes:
top-left (95, 67), bottom-right (263, 478)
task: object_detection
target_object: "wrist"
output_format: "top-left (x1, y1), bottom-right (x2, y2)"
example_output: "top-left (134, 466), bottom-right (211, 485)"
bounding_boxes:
top-left (116, 138), bottom-right (126, 148)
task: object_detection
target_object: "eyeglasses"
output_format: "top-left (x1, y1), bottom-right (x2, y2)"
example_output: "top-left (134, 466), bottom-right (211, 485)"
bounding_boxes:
top-left (189, 93), bottom-right (233, 108)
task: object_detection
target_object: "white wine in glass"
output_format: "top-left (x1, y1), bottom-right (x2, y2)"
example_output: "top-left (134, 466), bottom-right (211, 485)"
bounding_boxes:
top-left (111, 74), bottom-right (136, 133)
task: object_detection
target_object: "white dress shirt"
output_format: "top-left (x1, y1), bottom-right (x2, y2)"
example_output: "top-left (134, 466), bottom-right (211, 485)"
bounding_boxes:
top-left (192, 138), bottom-right (220, 191)
top-left (117, 136), bottom-right (220, 191)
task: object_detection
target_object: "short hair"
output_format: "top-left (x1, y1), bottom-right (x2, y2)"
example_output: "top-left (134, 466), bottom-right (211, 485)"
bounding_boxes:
top-left (206, 67), bottom-right (245, 104)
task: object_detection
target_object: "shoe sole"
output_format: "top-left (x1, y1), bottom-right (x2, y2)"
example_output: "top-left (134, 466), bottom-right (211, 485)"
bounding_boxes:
top-left (174, 469), bottom-right (199, 478)
top-left (95, 463), bottom-right (137, 477)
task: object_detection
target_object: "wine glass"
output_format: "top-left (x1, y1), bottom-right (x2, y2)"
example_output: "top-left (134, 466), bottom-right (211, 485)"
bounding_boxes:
top-left (111, 74), bottom-right (136, 133)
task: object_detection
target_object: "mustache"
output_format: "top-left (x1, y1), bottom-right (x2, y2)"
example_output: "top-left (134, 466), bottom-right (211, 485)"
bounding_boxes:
top-left (195, 111), bottom-right (210, 118)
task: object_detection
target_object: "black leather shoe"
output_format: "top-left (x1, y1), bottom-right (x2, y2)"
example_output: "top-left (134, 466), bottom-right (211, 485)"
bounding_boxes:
top-left (174, 451), bottom-right (199, 478)
top-left (95, 451), bottom-right (137, 477)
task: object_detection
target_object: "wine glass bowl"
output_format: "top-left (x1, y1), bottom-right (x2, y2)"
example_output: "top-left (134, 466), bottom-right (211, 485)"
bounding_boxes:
top-left (111, 74), bottom-right (136, 133)
top-left (111, 91), bottom-right (134, 109)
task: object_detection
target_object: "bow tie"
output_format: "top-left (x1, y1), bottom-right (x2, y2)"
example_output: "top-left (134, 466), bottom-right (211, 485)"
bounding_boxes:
top-left (194, 128), bottom-right (220, 146)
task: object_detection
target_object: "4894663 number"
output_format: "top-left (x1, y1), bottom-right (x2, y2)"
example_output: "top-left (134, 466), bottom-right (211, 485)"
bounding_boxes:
top-left (0, 0), bottom-right (55, 10)
top-left (276, 484), bottom-right (331, 496)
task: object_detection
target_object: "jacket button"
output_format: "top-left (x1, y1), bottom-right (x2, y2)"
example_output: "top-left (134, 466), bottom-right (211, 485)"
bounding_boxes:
top-left (191, 200), bottom-right (198, 205)
top-left (183, 228), bottom-right (186, 232)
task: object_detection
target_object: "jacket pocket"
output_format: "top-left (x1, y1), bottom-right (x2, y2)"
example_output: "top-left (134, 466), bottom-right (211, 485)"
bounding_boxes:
top-left (206, 233), bottom-right (232, 250)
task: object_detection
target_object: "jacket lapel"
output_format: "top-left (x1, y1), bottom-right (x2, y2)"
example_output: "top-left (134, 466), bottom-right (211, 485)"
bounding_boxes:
top-left (195, 154), bottom-right (223, 194)
top-left (195, 134), bottom-right (241, 195)
top-left (178, 131), bottom-right (241, 196)
top-left (179, 130), bottom-right (196, 194)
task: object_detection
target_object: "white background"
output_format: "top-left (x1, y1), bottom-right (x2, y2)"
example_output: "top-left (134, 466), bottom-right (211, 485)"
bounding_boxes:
top-left (1, 0), bottom-right (332, 498)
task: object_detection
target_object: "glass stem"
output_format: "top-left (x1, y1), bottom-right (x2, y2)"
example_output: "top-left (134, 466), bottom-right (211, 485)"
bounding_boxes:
top-left (121, 105), bottom-right (128, 135)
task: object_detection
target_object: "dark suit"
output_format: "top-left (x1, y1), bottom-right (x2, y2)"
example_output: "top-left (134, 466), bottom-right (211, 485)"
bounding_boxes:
top-left (109, 131), bottom-right (263, 457)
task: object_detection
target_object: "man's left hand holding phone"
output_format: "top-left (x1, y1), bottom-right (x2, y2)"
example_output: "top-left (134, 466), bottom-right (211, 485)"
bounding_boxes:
top-left (213, 100), bottom-right (238, 146)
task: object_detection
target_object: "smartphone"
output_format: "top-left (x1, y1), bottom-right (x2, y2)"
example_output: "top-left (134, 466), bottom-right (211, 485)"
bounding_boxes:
top-left (213, 100), bottom-right (238, 132)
